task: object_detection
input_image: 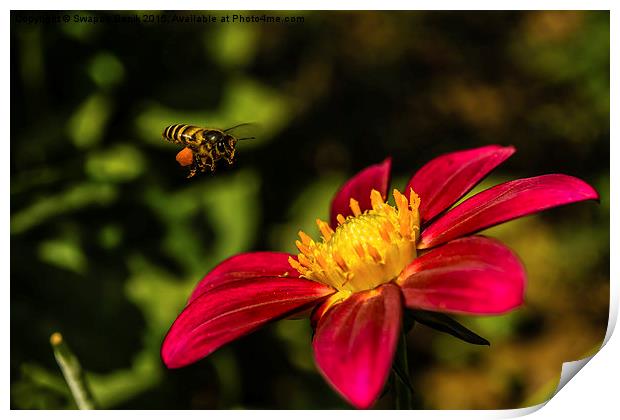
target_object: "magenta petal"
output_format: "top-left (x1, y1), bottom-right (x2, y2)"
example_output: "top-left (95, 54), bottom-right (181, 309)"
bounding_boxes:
top-left (419, 174), bottom-right (599, 249)
top-left (406, 145), bottom-right (515, 224)
top-left (162, 277), bottom-right (334, 368)
top-left (188, 252), bottom-right (298, 303)
top-left (399, 236), bottom-right (525, 314)
top-left (313, 284), bottom-right (402, 409)
top-left (330, 158), bottom-right (392, 228)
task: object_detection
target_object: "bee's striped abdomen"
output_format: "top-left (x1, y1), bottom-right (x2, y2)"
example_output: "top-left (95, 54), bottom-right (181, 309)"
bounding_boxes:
top-left (162, 124), bottom-right (203, 145)
top-left (162, 124), bottom-right (184, 144)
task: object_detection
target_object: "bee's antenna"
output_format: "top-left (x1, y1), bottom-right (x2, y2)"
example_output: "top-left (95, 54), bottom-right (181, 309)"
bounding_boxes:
top-left (237, 137), bottom-right (256, 141)
top-left (224, 123), bottom-right (253, 132)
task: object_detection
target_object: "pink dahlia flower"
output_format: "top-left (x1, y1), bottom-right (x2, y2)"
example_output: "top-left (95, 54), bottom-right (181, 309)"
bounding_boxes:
top-left (161, 145), bottom-right (598, 409)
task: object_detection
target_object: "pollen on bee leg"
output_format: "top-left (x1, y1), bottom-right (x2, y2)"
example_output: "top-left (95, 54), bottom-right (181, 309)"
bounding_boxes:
top-left (176, 147), bottom-right (194, 166)
top-left (370, 189), bottom-right (384, 209)
top-left (316, 219), bottom-right (334, 241)
top-left (336, 214), bottom-right (346, 225)
top-left (349, 198), bottom-right (362, 216)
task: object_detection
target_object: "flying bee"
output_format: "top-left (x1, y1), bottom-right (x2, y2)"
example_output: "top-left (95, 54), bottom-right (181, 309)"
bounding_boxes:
top-left (162, 123), bottom-right (256, 178)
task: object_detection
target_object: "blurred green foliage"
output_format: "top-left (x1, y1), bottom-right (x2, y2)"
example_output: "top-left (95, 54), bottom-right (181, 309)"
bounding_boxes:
top-left (11, 11), bottom-right (608, 409)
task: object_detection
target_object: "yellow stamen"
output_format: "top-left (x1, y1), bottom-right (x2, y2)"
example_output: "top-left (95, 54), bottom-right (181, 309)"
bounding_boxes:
top-left (393, 189), bottom-right (407, 213)
top-left (298, 254), bottom-right (313, 269)
top-left (299, 231), bottom-right (313, 246)
top-left (341, 274), bottom-right (352, 287)
top-left (333, 251), bottom-right (349, 272)
top-left (349, 198), bottom-right (362, 216)
top-left (366, 244), bottom-right (382, 263)
top-left (394, 189), bottom-right (412, 238)
top-left (296, 240), bottom-right (312, 256)
top-left (354, 243), bottom-right (366, 258)
top-left (370, 189), bottom-right (384, 209)
top-left (288, 256), bottom-right (305, 274)
top-left (289, 187), bottom-right (420, 292)
top-left (399, 211), bottom-right (411, 238)
top-left (316, 254), bottom-right (329, 271)
top-left (316, 218), bottom-right (334, 241)
top-left (409, 189), bottom-right (421, 211)
top-left (379, 224), bottom-right (391, 242)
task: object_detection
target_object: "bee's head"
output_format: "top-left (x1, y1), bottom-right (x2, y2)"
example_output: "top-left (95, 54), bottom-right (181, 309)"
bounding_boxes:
top-left (225, 135), bottom-right (237, 150)
top-left (214, 135), bottom-right (236, 155)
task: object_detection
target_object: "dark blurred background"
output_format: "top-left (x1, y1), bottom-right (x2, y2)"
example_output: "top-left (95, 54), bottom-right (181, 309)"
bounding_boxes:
top-left (11, 10), bottom-right (609, 409)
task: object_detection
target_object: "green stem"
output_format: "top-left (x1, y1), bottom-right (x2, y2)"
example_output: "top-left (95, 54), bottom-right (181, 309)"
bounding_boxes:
top-left (393, 327), bottom-right (413, 409)
top-left (50, 332), bottom-right (97, 409)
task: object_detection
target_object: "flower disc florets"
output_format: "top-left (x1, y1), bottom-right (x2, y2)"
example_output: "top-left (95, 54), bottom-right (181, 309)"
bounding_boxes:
top-left (289, 189), bottom-right (421, 292)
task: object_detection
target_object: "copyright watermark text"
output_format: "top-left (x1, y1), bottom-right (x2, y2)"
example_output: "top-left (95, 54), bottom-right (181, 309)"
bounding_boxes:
top-left (13, 12), bottom-right (305, 25)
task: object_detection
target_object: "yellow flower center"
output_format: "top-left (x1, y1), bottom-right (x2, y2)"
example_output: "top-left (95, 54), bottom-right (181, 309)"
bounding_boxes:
top-left (289, 188), bottom-right (421, 293)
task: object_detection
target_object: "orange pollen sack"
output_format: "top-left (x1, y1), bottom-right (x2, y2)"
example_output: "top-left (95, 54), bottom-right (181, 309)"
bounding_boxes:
top-left (176, 147), bottom-right (194, 167)
top-left (289, 188), bottom-right (421, 292)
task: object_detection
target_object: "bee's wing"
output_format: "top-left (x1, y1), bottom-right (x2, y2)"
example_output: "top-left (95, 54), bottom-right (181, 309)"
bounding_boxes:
top-left (223, 122), bottom-right (261, 141)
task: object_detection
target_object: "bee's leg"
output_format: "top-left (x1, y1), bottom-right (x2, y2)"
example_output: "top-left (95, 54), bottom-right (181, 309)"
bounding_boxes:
top-left (226, 149), bottom-right (236, 165)
top-left (200, 155), bottom-right (215, 173)
top-left (186, 153), bottom-right (200, 179)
